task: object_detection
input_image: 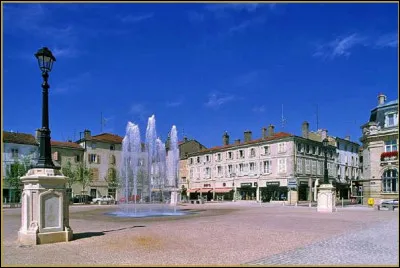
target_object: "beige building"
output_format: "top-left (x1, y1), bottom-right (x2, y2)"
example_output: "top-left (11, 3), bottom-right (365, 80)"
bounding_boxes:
top-left (360, 93), bottom-right (398, 205)
top-left (78, 130), bottom-right (123, 199)
top-left (186, 123), bottom-right (337, 203)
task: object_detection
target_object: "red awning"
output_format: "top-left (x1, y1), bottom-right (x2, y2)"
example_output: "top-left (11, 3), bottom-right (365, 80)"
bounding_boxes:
top-left (187, 188), bottom-right (200, 193)
top-left (198, 188), bottom-right (213, 193)
top-left (213, 188), bottom-right (233, 193)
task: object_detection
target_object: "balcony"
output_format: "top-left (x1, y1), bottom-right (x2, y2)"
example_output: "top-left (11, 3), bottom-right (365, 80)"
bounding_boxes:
top-left (381, 151), bottom-right (398, 165)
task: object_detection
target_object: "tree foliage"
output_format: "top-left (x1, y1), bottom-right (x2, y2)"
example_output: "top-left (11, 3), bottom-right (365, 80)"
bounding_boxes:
top-left (75, 162), bottom-right (93, 193)
top-left (61, 160), bottom-right (77, 189)
top-left (4, 156), bottom-right (31, 202)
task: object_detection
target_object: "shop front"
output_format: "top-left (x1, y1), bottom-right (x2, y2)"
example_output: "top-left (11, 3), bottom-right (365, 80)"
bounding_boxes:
top-left (238, 183), bottom-right (256, 200)
top-left (213, 188), bottom-right (233, 201)
top-left (260, 181), bottom-right (288, 202)
top-left (298, 180), bottom-right (310, 201)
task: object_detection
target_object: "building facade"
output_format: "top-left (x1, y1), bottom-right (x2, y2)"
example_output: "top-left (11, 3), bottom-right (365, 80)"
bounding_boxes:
top-left (360, 93), bottom-right (398, 204)
top-left (77, 130), bottom-right (123, 199)
top-left (186, 123), bottom-right (337, 203)
top-left (2, 131), bottom-right (39, 203)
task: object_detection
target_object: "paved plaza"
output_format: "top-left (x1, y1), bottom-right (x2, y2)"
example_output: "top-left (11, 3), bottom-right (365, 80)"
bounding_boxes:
top-left (2, 202), bottom-right (399, 266)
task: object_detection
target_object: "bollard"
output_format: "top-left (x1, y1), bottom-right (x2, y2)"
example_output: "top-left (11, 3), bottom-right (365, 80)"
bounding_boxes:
top-left (295, 202), bottom-right (297, 207)
top-left (341, 197), bottom-right (344, 208)
top-left (309, 202), bottom-right (311, 208)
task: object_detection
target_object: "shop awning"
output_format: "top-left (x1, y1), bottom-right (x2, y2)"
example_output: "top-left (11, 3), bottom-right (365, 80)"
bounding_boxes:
top-left (198, 188), bottom-right (213, 193)
top-left (187, 188), bottom-right (200, 193)
top-left (213, 188), bottom-right (233, 193)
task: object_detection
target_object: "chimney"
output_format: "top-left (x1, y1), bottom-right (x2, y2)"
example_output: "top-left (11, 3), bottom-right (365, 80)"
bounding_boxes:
top-left (378, 93), bottom-right (386, 105)
top-left (321, 129), bottom-right (328, 140)
top-left (234, 139), bottom-right (241, 145)
top-left (183, 136), bottom-right (188, 142)
top-left (267, 124), bottom-right (275, 137)
top-left (302, 121), bottom-right (309, 139)
top-left (262, 127), bottom-right (267, 139)
top-left (244, 130), bottom-right (252, 143)
top-left (35, 129), bottom-right (40, 142)
top-left (222, 131), bottom-right (229, 146)
top-left (83, 129), bottom-right (91, 140)
top-left (344, 135), bottom-right (350, 141)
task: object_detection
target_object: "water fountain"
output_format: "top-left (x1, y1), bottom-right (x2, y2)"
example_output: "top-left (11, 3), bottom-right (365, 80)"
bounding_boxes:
top-left (108, 115), bottom-right (189, 218)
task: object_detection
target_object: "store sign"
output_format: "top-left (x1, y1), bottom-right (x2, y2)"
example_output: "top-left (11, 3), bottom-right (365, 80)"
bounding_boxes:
top-left (300, 181), bottom-right (308, 186)
top-left (241, 183), bottom-right (252, 187)
top-left (266, 181), bottom-right (280, 186)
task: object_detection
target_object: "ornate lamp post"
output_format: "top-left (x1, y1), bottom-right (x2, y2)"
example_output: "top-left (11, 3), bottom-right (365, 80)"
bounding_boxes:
top-left (34, 47), bottom-right (57, 169)
top-left (322, 138), bottom-right (329, 184)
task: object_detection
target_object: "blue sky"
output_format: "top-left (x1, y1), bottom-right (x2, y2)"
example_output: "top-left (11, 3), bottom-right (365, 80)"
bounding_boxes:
top-left (3, 2), bottom-right (398, 148)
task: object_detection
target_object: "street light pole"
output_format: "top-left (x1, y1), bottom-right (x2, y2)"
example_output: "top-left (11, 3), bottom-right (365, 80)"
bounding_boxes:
top-left (323, 138), bottom-right (329, 184)
top-left (34, 47), bottom-right (57, 169)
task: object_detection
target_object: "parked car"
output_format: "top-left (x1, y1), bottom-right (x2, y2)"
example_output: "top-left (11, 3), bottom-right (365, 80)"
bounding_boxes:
top-left (93, 195), bottom-right (115, 204)
top-left (381, 199), bottom-right (398, 209)
top-left (73, 195), bottom-right (93, 204)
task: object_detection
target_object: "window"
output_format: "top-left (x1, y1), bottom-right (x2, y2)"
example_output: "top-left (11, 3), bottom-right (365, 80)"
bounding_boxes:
top-left (278, 143), bottom-right (286, 153)
top-left (316, 147), bottom-right (319, 155)
top-left (296, 158), bottom-right (303, 173)
top-left (264, 146), bottom-right (270, 155)
top-left (190, 168), bottom-right (194, 178)
top-left (206, 155), bottom-right (210, 162)
top-left (88, 154), bottom-right (100, 164)
top-left (11, 148), bottom-right (19, 158)
top-left (190, 158), bottom-right (193, 165)
top-left (109, 155), bottom-right (116, 165)
top-left (278, 158), bottom-right (287, 173)
top-left (385, 140), bottom-right (398, 152)
top-left (217, 153), bottom-right (221, 161)
top-left (385, 113), bottom-right (398, 127)
top-left (239, 150), bottom-right (244, 158)
top-left (312, 160), bottom-right (317, 175)
top-left (317, 161), bottom-right (322, 175)
top-left (306, 145), bottom-right (310, 154)
top-left (297, 143), bottom-right (302, 152)
top-left (205, 167), bottom-right (211, 177)
top-left (228, 165), bottom-right (233, 174)
top-left (217, 166), bottom-right (222, 176)
top-left (250, 148), bottom-right (256, 157)
top-left (75, 155), bottom-right (81, 162)
top-left (250, 162), bottom-right (255, 171)
top-left (305, 159), bottom-right (311, 174)
top-left (263, 160), bottom-right (271, 173)
top-left (110, 145), bottom-right (115, 150)
top-left (197, 157), bottom-right (200, 163)
top-left (312, 146), bottom-right (316, 155)
top-left (239, 164), bottom-right (244, 172)
top-left (382, 169), bottom-right (398, 193)
top-left (228, 152), bottom-right (233, 159)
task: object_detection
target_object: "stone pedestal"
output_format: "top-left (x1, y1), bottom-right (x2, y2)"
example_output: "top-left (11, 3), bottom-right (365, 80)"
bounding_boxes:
top-left (18, 168), bottom-right (73, 246)
top-left (317, 184), bottom-right (336, 213)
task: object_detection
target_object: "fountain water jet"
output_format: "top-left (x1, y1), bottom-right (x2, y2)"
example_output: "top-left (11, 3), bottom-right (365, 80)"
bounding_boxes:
top-left (108, 115), bottom-right (187, 218)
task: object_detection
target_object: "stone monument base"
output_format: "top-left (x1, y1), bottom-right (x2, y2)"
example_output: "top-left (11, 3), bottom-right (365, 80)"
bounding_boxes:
top-left (18, 168), bottom-right (73, 246)
top-left (317, 183), bottom-right (336, 213)
top-left (18, 227), bottom-right (73, 246)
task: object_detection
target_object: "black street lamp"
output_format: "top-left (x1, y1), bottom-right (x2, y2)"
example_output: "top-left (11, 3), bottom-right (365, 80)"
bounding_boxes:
top-left (322, 138), bottom-right (329, 184)
top-left (34, 47), bottom-right (58, 169)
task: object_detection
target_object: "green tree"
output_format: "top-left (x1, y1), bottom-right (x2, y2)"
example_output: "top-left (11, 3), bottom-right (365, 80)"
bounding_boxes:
top-left (61, 160), bottom-right (76, 202)
top-left (75, 162), bottom-right (93, 202)
top-left (180, 185), bottom-right (187, 201)
top-left (4, 156), bottom-right (31, 203)
top-left (105, 167), bottom-right (119, 198)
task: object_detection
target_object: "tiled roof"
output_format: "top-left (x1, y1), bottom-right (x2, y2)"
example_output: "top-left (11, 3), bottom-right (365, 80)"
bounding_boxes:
top-left (2, 131), bottom-right (38, 146)
top-left (51, 140), bottom-right (84, 150)
top-left (195, 132), bottom-right (293, 154)
top-left (90, 133), bottom-right (124, 144)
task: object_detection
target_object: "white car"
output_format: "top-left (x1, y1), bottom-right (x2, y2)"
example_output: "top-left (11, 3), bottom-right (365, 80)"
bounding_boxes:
top-left (93, 195), bottom-right (114, 204)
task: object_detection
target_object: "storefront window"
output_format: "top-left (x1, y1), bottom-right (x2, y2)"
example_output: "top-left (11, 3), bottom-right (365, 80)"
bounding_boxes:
top-left (382, 169), bottom-right (398, 193)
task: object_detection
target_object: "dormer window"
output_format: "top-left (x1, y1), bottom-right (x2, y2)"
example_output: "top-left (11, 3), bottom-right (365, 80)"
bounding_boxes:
top-left (385, 112), bottom-right (398, 127)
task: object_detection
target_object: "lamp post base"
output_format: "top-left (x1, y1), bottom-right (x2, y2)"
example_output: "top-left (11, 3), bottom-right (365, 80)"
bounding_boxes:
top-left (317, 184), bottom-right (336, 213)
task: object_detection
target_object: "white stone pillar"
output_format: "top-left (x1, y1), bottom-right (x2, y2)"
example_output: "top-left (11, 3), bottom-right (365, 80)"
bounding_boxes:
top-left (18, 168), bottom-right (73, 246)
top-left (317, 183), bottom-right (336, 213)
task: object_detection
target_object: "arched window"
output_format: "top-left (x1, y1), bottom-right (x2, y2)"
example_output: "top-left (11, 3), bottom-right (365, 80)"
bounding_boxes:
top-left (382, 169), bottom-right (398, 193)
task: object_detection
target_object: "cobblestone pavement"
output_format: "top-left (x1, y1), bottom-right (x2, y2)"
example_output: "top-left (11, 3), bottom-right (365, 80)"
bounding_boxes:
top-left (247, 218), bottom-right (399, 265)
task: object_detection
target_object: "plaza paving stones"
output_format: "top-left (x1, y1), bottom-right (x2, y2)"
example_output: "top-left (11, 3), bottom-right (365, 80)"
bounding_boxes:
top-left (2, 203), bottom-right (399, 266)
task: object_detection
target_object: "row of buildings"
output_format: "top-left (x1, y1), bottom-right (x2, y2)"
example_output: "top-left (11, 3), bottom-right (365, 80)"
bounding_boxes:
top-left (2, 93), bottom-right (398, 205)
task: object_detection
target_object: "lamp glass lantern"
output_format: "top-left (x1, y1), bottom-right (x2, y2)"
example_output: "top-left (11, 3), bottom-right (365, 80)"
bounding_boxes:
top-left (322, 138), bottom-right (329, 148)
top-left (35, 47), bottom-right (56, 73)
